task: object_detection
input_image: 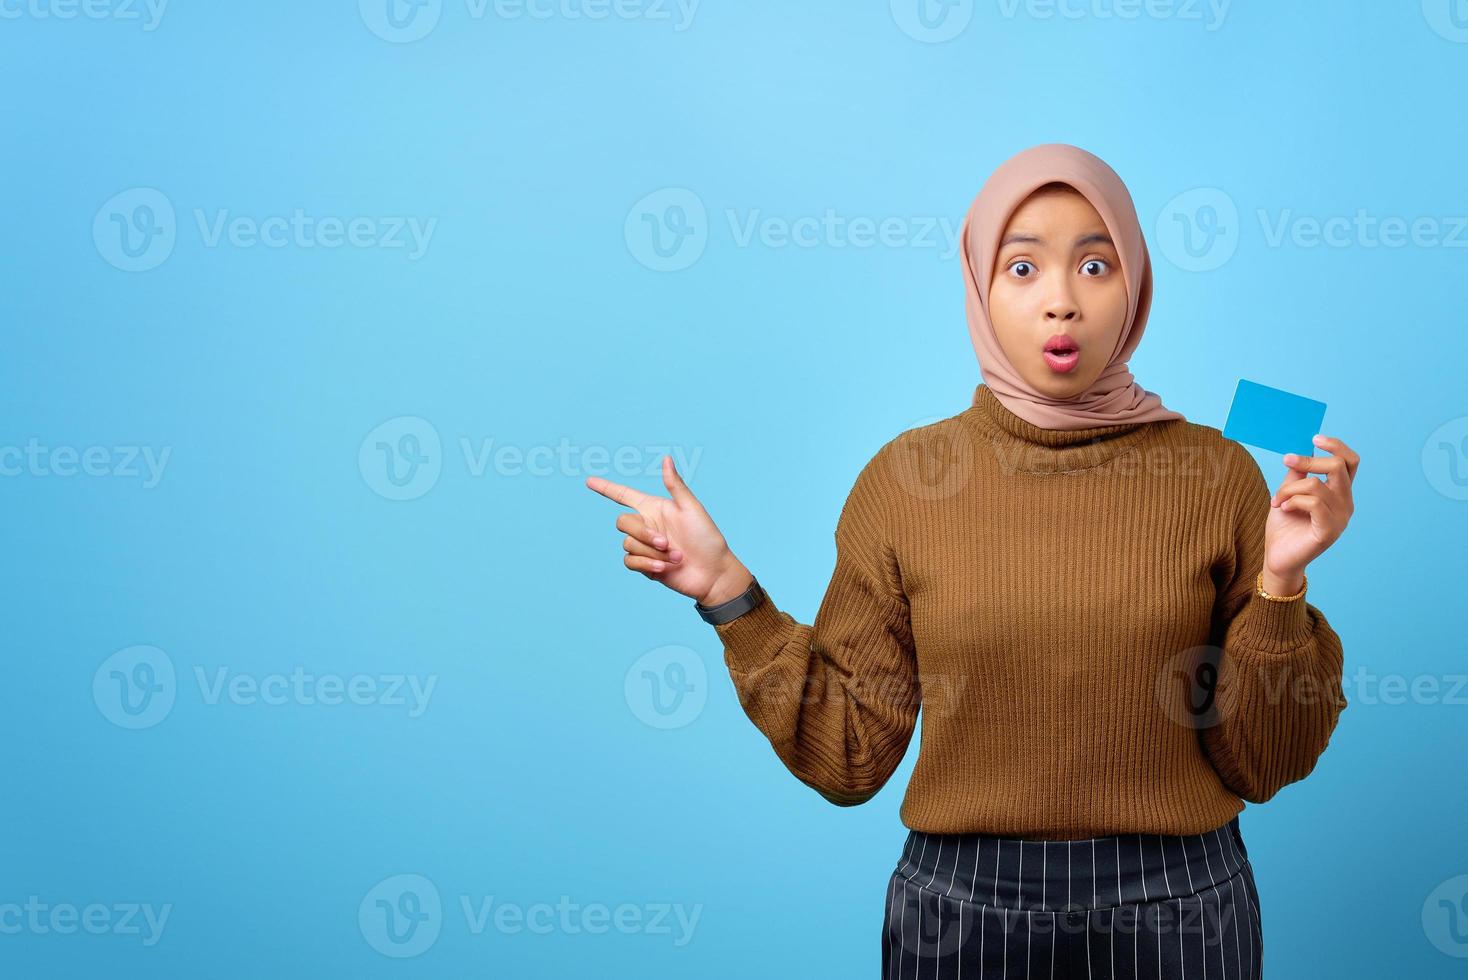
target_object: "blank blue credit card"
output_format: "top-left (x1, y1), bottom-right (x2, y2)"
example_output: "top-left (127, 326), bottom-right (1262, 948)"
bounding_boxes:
top-left (1222, 380), bottom-right (1327, 458)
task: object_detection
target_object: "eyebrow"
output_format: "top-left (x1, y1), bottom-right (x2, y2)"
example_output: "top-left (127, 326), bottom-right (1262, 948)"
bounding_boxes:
top-left (999, 232), bottom-right (1114, 249)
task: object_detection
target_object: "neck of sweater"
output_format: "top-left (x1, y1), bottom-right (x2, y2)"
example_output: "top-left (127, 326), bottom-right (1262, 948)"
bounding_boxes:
top-left (963, 382), bottom-right (1169, 474)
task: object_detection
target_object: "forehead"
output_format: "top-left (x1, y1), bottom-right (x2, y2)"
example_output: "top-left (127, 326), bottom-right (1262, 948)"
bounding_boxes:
top-left (999, 186), bottom-right (1109, 242)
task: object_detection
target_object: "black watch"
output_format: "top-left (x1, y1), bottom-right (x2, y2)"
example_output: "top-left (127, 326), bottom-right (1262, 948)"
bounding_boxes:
top-left (694, 576), bottom-right (765, 625)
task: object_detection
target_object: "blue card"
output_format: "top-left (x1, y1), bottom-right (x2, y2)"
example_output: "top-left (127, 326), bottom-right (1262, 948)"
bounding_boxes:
top-left (1222, 380), bottom-right (1327, 459)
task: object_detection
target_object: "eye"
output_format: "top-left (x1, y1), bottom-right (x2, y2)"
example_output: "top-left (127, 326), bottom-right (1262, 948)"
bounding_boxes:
top-left (1008, 260), bottom-right (1036, 279)
top-left (1080, 258), bottom-right (1110, 277)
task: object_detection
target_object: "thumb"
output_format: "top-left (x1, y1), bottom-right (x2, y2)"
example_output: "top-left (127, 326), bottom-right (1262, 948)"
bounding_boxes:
top-left (661, 454), bottom-right (700, 510)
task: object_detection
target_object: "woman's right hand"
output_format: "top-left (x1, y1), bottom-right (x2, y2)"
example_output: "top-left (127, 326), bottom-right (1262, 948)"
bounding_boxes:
top-left (585, 455), bottom-right (753, 607)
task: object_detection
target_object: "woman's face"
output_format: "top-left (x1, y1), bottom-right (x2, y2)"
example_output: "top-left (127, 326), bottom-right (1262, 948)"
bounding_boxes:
top-left (987, 186), bottom-right (1129, 400)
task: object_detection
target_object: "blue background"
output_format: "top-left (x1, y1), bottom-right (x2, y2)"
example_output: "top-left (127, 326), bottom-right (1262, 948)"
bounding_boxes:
top-left (2, 1), bottom-right (1465, 976)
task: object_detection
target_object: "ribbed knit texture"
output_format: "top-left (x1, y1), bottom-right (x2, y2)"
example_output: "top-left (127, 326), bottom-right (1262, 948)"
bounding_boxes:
top-left (713, 383), bottom-right (1348, 838)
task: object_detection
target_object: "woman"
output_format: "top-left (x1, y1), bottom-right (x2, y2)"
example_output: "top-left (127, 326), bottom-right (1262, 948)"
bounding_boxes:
top-left (586, 143), bottom-right (1357, 978)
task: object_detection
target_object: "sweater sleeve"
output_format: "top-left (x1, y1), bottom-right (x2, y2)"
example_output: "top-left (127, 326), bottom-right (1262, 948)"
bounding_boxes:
top-left (711, 446), bottom-right (918, 807)
top-left (1198, 443), bottom-right (1349, 804)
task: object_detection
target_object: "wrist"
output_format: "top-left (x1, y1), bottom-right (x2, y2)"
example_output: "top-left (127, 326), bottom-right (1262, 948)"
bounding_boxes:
top-left (1260, 566), bottom-right (1306, 599)
top-left (698, 558), bottom-right (753, 608)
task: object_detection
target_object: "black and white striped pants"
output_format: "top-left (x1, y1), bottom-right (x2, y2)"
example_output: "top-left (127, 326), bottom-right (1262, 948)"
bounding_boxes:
top-left (883, 815), bottom-right (1262, 979)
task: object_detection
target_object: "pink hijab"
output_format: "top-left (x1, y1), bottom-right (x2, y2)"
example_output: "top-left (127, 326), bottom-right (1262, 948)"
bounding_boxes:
top-left (959, 143), bottom-right (1187, 430)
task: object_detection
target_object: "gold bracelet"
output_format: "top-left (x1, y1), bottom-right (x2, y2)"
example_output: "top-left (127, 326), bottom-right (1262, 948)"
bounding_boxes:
top-left (1256, 570), bottom-right (1307, 602)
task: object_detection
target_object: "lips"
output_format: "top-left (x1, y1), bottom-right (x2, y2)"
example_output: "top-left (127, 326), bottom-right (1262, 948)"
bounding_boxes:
top-left (1043, 334), bottom-right (1080, 373)
top-left (1043, 333), bottom-right (1079, 354)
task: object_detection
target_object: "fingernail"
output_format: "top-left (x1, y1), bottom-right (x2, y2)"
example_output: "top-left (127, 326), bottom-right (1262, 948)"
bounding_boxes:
top-left (669, 550), bottom-right (683, 562)
top-left (1283, 454), bottom-right (1296, 464)
top-left (1312, 434), bottom-right (1325, 444)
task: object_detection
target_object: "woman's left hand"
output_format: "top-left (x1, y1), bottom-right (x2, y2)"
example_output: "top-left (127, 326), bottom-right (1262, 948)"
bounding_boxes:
top-left (1264, 434), bottom-right (1359, 587)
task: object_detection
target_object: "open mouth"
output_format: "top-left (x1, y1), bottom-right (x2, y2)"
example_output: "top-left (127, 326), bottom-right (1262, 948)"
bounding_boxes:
top-left (1043, 335), bottom-right (1080, 373)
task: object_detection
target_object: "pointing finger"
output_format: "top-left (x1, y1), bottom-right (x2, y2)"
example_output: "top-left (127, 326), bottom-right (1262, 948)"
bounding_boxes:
top-left (585, 475), bottom-right (648, 510)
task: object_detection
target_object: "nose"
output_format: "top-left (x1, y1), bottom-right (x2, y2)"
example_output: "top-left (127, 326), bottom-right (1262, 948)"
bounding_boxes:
top-left (1043, 276), bottom-right (1079, 321)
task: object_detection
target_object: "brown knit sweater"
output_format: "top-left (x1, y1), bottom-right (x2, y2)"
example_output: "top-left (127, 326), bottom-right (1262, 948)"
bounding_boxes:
top-left (713, 383), bottom-right (1348, 838)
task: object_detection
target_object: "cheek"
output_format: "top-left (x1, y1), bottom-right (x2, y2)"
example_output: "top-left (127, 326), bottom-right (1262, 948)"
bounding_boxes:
top-left (988, 280), bottom-right (1034, 328)
top-left (987, 283), bottom-right (1042, 364)
top-left (1100, 287), bottom-right (1130, 331)
top-left (1081, 280), bottom-right (1129, 330)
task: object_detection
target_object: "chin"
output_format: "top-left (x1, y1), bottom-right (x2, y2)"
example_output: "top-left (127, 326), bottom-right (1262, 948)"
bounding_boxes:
top-left (1026, 369), bottom-right (1093, 400)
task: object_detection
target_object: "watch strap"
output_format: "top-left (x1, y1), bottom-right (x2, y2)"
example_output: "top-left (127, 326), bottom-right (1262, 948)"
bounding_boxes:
top-left (694, 577), bottom-right (765, 625)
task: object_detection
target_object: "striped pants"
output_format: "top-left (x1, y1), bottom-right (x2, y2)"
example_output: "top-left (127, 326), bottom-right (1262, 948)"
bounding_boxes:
top-left (883, 815), bottom-right (1262, 979)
